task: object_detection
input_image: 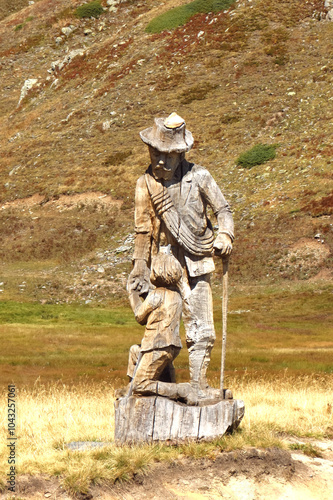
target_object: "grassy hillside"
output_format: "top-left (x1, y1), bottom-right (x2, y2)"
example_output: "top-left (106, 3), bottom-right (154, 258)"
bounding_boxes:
top-left (0, 0), bottom-right (332, 302)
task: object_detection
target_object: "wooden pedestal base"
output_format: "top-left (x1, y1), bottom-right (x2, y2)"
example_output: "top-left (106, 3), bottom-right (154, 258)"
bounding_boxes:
top-left (114, 396), bottom-right (245, 445)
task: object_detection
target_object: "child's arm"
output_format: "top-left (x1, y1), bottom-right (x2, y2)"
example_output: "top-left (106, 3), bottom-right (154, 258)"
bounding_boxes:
top-left (129, 290), bottom-right (163, 325)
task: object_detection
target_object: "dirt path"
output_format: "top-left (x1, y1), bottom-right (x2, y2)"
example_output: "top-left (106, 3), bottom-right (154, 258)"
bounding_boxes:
top-left (4, 444), bottom-right (333, 499)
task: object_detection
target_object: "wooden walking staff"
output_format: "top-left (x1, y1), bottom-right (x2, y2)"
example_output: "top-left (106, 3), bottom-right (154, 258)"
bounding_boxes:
top-left (127, 350), bottom-right (143, 398)
top-left (220, 255), bottom-right (229, 399)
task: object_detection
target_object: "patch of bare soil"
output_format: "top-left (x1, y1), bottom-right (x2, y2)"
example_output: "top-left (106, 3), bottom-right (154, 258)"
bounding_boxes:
top-left (4, 446), bottom-right (333, 499)
top-left (278, 237), bottom-right (331, 279)
top-left (0, 192), bottom-right (122, 212)
top-left (309, 268), bottom-right (333, 282)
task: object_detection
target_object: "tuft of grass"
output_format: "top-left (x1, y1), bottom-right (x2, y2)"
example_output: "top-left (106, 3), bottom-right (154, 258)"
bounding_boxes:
top-left (236, 143), bottom-right (278, 168)
top-left (13, 16), bottom-right (34, 31)
top-left (289, 442), bottom-right (323, 458)
top-left (74, 1), bottom-right (104, 19)
top-left (146, 0), bottom-right (235, 34)
top-left (180, 82), bottom-right (218, 105)
top-left (103, 150), bottom-right (133, 166)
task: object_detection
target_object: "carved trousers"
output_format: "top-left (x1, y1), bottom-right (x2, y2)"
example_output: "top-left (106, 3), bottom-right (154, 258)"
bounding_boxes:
top-left (128, 345), bottom-right (181, 395)
top-left (182, 274), bottom-right (216, 389)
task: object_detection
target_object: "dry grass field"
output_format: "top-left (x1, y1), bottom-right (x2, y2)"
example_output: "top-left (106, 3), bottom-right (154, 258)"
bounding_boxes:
top-left (0, 375), bottom-right (332, 496)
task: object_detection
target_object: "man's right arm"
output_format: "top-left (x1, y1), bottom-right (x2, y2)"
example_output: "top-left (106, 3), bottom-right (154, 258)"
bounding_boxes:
top-left (127, 175), bottom-right (153, 294)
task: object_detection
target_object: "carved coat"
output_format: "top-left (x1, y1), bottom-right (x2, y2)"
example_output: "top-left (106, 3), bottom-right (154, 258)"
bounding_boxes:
top-left (133, 160), bottom-right (234, 278)
top-left (135, 287), bottom-right (183, 352)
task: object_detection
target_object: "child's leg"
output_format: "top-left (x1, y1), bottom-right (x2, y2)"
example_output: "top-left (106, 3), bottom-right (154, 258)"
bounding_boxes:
top-left (132, 347), bottom-right (197, 404)
top-left (133, 347), bottom-right (178, 394)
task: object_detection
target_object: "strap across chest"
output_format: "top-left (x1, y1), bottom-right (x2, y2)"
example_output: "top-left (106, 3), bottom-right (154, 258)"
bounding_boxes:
top-left (145, 173), bottom-right (214, 257)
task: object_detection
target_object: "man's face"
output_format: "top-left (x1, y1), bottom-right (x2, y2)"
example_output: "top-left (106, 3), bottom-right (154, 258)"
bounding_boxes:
top-left (149, 146), bottom-right (182, 181)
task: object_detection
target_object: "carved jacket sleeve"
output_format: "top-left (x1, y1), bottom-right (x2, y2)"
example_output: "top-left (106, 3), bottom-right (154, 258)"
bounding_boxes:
top-left (197, 167), bottom-right (234, 241)
top-left (132, 174), bottom-right (153, 262)
top-left (134, 290), bottom-right (163, 325)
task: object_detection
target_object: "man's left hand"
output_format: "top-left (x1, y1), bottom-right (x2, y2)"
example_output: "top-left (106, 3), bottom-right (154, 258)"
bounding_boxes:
top-left (213, 233), bottom-right (233, 256)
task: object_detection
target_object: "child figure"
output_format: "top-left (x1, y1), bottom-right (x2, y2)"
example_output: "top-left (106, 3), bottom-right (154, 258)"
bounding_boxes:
top-left (127, 250), bottom-right (196, 405)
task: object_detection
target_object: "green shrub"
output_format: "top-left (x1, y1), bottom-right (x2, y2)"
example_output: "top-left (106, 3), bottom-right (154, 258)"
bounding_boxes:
top-left (14, 24), bottom-right (23, 31)
top-left (236, 144), bottom-right (278, 168)
top-left (146, 0), bottom-right (235, 34)
top-left (75, 1), bottom-right (104, 19)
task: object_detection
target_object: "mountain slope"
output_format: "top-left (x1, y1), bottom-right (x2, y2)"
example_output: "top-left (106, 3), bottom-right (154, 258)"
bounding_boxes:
top-left (0, 0), bottom-right (332, 301)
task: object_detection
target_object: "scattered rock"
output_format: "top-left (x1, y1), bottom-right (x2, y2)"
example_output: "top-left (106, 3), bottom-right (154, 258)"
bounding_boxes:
top-left (18, 78), bottom-right (38, 106)
top-left (50, 49), bottom-right (85, 73)
top-left (9, 165), bottom-right (21, 176)
top-left (102, 120), bottom-right (112, 130)
top-left (84, 28), bottom-right (93, 36)
top-left (324, 1), bottom-right (333, 19)
top-left (61, 26), bottom-right (74, 36)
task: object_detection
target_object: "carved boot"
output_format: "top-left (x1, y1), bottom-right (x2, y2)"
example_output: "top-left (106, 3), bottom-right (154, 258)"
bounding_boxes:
top-left (156, 382), bottom-right (198, 405)
top-left (188, 341), bottom-right (221, 401)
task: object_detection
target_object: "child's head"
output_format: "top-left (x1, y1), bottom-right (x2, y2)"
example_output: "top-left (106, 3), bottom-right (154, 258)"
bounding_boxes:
top-left (150, 253), bottom-right (182, 287)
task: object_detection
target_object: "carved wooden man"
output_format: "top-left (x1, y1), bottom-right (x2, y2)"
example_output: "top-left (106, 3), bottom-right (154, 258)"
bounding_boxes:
top-left (128, 113), bottom-right (234, 400)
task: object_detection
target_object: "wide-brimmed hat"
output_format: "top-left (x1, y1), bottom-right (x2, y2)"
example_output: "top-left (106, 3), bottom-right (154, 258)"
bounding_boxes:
top-left (140, 112), bottom-right (194, 153)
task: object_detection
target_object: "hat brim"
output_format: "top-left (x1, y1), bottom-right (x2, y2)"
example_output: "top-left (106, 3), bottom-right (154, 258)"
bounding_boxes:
top-left (140, 127), bottom-right (194, 153)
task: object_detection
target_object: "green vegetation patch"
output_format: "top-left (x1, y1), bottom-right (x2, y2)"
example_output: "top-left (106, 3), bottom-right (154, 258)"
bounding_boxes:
top-left (146, 0), bottom-right (235, 34)
top-left (75, 1), bottom-right (104, 19)
top-left (14, 16), bottom-right (34, 31)
top-left (0, 301), bottom-right (132, 326)
top-left (289, 443), bottom-right (323, 458)
top-left (1, 285), bottom-right (332, 387)
top-left (236, 143), bottom-right (278, 168)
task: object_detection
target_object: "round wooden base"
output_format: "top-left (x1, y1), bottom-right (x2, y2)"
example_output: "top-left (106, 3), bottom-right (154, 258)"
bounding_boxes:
top-left (114, 396), bottom-right (245, 445)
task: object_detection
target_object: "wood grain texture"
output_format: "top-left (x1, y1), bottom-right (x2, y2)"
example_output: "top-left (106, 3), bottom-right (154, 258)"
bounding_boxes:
top-left (114, 396), bottom-right (245, 445)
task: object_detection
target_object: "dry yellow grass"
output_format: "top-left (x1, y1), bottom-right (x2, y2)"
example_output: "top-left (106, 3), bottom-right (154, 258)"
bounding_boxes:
top-left (230, 374), bottom-right (333, 440)
top-left (1, 375), bottom-right (332, 494)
